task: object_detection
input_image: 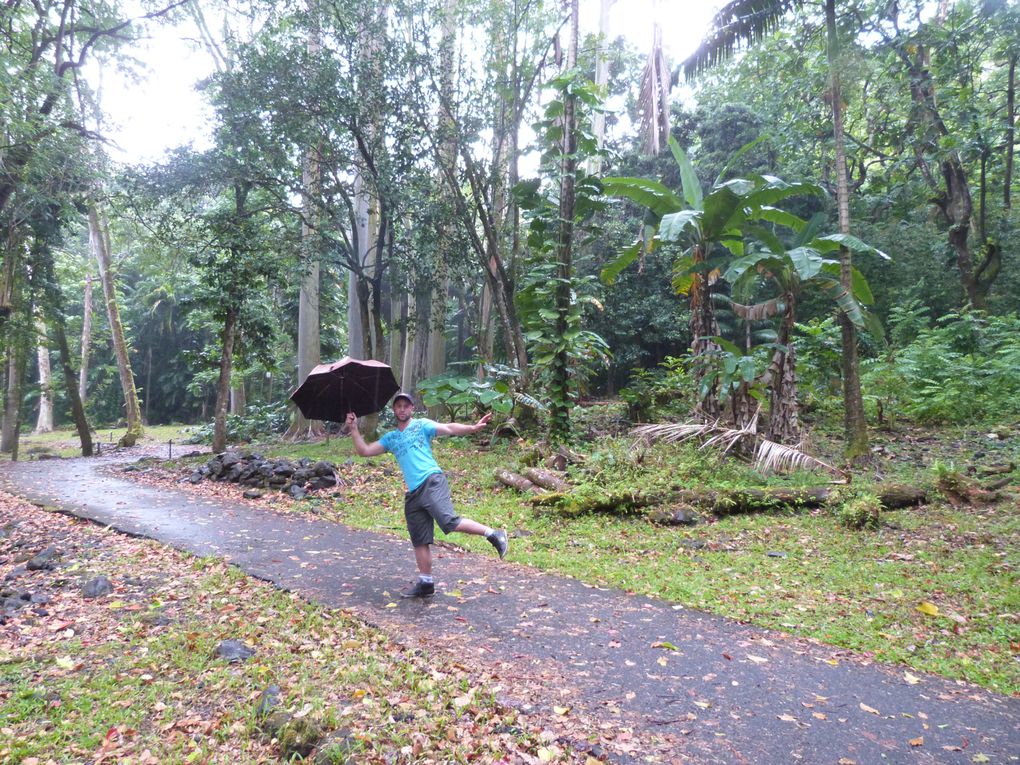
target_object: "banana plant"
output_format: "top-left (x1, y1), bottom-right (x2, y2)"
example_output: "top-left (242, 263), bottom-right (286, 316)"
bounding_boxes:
top-left (603, 134), bottom-right (824, 420)
top-left (722, 213), bottom-right (888, 442)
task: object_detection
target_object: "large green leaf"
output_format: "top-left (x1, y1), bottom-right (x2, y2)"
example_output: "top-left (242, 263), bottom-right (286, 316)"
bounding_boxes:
top-left (742, 223), bottom-right (786, 255)
top-left (671, 255), bottom-right (696, 295)
top-left (700, 186), bottom-right (744, 238)
top-left (755, 206), bottom-right (807, 234)
top-left (812, 233), bottom-right (891, 260)
top-left (745, 181), bottom-right (825, 213)
top-left (668, 135), bottom-right (703, 211)
top-left (820, 262), bottom-right (875, 305)
top-left (786, 246), bottom-right (826, 281)
top-left (603, 177), bottom-right (684, 217)
top-left (600, 238), bottom-right (643, 285)
top-left (659, 209), bottom-right (701, 241)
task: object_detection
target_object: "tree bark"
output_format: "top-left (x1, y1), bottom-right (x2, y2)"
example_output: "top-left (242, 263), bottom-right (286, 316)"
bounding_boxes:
top-left (531, 484), bottom-right (926, 515)
top-left (494, 468), bottom-right (538, 493)
top-left (550, 0), bottom-right (579, 445)
top-left (1, 338), bottom-right (28, 455)
top-left (34, 318), bottom-right (54, 433)
top-left (78, 269), bottom-right (93, 404)
top-left (47, 303), bottom-right (93, 457)
top-left (1006, 53), bottom-right (1016, 210)
top-left (826, 0), bottom-right (868, 460)
top-left (212, 308), bottom-right (238, 454)
top-left (89, 204), bottom-right (143, 445)
top-left (288, 1), bottom-right (325, 441)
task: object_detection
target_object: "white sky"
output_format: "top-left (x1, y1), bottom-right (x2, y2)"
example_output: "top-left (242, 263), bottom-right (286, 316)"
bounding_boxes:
top-left (92, 0), bottom-right (721, 166)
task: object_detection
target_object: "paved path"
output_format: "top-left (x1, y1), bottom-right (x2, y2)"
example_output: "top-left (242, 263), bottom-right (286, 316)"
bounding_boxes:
top-left (1, 455), bottom-right (1017, 764)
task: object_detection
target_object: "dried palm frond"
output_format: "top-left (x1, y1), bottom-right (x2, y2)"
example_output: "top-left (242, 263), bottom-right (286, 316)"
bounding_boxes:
top-left (631, 407), bottom-right (843, 476)
top-left (638, 21), bottom-right (672, 156)
top-left (631, 420), bottom-right (718, 444)
top-left (754, 438), bottom-right (842, 476)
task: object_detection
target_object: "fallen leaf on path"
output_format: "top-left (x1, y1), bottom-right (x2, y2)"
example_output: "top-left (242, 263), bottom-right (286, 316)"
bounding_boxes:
top-left (916, 601), bottom-right (939, 616)
top-left (909, 736), bottom-right (924, 747)
top-left (859, 702), bottom-right (880, 715)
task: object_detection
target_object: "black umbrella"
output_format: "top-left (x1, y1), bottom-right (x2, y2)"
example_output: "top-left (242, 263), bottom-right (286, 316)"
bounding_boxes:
top-left (289, 357), bottom-right (400, 421)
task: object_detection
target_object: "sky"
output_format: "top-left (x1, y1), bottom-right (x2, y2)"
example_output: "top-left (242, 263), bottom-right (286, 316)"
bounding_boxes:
top-left (92, 0), bottom-right (722, 166)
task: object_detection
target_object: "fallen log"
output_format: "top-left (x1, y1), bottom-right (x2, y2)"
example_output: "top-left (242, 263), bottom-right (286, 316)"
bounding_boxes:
top-left (529, 483), bottom-right (927, 516)
top-left (522, 467), bottom-right (571, 493)
top-left (494, 468), bottom-right (538, 493)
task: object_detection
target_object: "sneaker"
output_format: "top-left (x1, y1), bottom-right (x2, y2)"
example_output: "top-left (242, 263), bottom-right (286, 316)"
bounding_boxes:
top-left (487, 529), bottom-right (508, 559)
top-left (400, 580), bottom-right (435, 599)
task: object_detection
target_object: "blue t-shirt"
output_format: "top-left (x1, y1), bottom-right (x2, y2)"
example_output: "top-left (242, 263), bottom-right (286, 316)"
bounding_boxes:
top-left (379, 419), bottom-right (442, 491)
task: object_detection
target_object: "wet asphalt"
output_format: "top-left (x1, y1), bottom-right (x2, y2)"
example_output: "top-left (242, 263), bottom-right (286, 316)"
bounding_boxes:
top-left (0, 454), bottom-right (1017, 764)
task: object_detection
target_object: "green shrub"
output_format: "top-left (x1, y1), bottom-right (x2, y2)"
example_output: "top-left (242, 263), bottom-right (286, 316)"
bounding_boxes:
top-left (861, 312), bottom-right (1020, 425)
top-left (618, 355), bottom-right (696, 422)
top-left (185, 402), bottom-right (289, 445)
top-left (827, 487), bottom-right (882, 530)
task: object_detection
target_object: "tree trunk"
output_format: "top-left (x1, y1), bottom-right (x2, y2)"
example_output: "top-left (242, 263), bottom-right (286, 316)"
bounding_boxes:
top-left (690, 245), bottom-right (720, 419)
top-left (78, 268), bottom-right (93, 404)
top-left (212, 308), bottom-right (238, 454)
top-left (89, 204), bottom-right (143, 446)
top-left (550, 0), bottom-right (579, 445)
top-left (1006, 53), bottom-right (1016, 210)
top-left (288, 4), bottom-right (325, 441)
top-left (34, 318), bottom-right (54, 433)
top-left (826, 0), bottom-right (868, 460)
top-left (588, 0), bottom-right (614, 174)
top-left (48, 305), bottom-right (93, 456)
top-left (766, 298), bottom-right (800, 444)
top-left (1, 336), bottom-right (27, 456)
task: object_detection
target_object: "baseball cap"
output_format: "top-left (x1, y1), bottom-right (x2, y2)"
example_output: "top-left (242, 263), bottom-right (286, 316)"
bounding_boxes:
top-left (392, 391), bottom-right (415, 407)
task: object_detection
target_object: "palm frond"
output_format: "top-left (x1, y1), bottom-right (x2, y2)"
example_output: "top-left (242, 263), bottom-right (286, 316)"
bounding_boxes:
top-left (632, 407), bottom-right (843, 477)
top-left (753, 438), bottom-right (842, 475)
top-left (681, 0), bottom-right (806, 81)
top-left (638, 22), bottom-right (671, 155)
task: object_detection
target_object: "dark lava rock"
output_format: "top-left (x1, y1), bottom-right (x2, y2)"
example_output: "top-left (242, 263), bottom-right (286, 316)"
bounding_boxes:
top-left (215, 639), bottom-right (255, 663)
top-left (82, 576), bottom-right (114, 599)
top-left (26, 546), bottom-right (59, 571)
top-left (256, 684), bottom-right (282, 718)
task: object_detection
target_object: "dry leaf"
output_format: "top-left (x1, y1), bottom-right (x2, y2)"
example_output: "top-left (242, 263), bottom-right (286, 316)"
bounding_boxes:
top-left (916, 601), bottom-right (939, 616)
top-left (909, 736), bottom-right (924, 747)
top-left (777, 714), bottom-right (798, 722)
top-left (859, 702), bottom-right (880, 715)
top-left (553, 706), bottom-right (571, 715)
top-left (903, 671), bottom-right (921, 685)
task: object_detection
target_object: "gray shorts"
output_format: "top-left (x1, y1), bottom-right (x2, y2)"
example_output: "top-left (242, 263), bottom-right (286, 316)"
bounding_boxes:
top-left (404, 472), bottom-right (461, 546)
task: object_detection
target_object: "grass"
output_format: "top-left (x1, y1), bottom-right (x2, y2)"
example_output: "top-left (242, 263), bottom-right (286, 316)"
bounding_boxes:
top-left (7, 419), bottom-right (1019, 701)
top-left (0, 498), bottom-right (606, 764)
top-left (252, 431), bottom-right (1019, 696)
top-left (5, 424), bottom-right (192, 460)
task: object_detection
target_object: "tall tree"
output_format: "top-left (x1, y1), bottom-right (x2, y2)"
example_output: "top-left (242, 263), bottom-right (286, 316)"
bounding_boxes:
top-left (89, 203), bottom-right (144, 445)
top-left (683, 0), bottom-right (869, 458)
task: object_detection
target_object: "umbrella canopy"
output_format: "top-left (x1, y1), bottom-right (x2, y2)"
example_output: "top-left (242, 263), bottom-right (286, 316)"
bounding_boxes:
top-left (289, 357), bottom-right (399, 421)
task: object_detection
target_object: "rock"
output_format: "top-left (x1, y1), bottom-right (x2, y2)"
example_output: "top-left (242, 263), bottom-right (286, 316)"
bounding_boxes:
top-left (312, 729), bottom-right (357, 764)
top-left (220, 451), bottom-right (243, 469)
top-left (679, 539), bottom-right (706, 550)
top-left (307, 476), bottom-right (337, 491)
top-left (648, 506), bottom-right (700, 526)
top-left (766, 551), bottom-right (787, 558)
top-left (215, 639), bottom-right (255, 663)
top-left (286, 484), bottom-right (308, 500)
top-left (188, 471), bottom-right (204, 484)
top-left (256, 685), bottom-right (282, 718)
top-left (82, 576), bottom-right (114, 599)
top-left (3, 597), bottom-right (27, 611)
top-left (26, 546), bottom-right (59, 571)
top-left (243, 489), bottom-right (265, 499)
